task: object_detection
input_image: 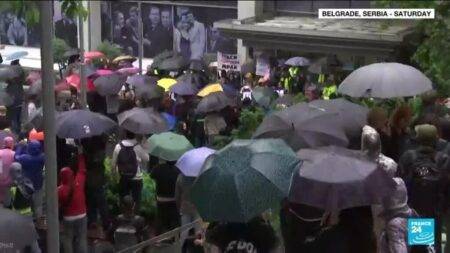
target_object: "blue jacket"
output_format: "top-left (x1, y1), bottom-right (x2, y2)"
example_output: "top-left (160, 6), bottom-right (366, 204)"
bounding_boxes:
top-left (15, 140), bottom-right (45, 191)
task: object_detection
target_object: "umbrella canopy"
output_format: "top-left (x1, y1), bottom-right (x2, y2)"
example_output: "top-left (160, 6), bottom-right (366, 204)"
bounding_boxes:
top-left (161, 112), bottom-right (177, 130)
top-left (196, 91), bottom-right (236, 114)
top-left (112, 55), bottom-right (136, 64)
top-left (126, 75), bottom-right (157, 88)
top-left (84, 51), bottom-right (105, 60)
top-left (289, 146), bottom-right (396, 211)
top-left (134, 83), bottom-right (164, 100)
top-left (63, 48), bottom-right (80, 58)
top-left (93, 73), bottom-right (127, 96)
top-left (175, 147), bottom-right (216, 177)
top-left (285, 57), bottom-right (310, 67)
top-left (66, 74), bottom-right (96, 92)
top-left (117, 107), bottom-right (168, 135)
top-left (157, 55), bottom-right (187, 71)
top-left (4, 51), bottom-right (28, 61)
top-left (337, 62), bottom-right (433, 98)
top-left (170, 74), bottom-right (199, 96)
top-left (190, 59), bottom-right (206, 71)
top-left (0, 91), bottom-right (13, 106)
top-left (148, 132), bottom-right (194, 161)
top-left (197, 83), bottom-right (223, 97)
top-left (191, 139), bottom-right (301, 222)
top-left (309, 98), bottom-right (369, 138)
top-left (0, 66), bottom-right (23, 81)
top-left (0, 208), bottom-right (38, 252)
top-left (157, 78), bottom-right (177, 91)
top-left (117, 67), bottom-right (140, 76)
top-left (96, 69), bottom-right (114, 76)
top-left (85, 65), bottom-right (98, 78)
top-left (253, 102), bottom-right (348, 150)
top-left (252, 86), bottom-right (277, 108)
top-left (56, 109), bottom-right (117, 139)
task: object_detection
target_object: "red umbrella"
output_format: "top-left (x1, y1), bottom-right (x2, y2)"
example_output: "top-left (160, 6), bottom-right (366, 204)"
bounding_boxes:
top-left (117, 67), bottom-right (140, 76)
top-left (66, 74), bottom-right (96, 92)
top-left (84, 51), bottom-right (105, 60)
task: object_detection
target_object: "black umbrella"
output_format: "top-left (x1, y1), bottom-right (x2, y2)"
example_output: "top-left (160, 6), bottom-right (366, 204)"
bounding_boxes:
top-left (158, 55), bottom-right (188, 71)
top-left (93, 73), bottom-right (127, 96)
top-left (253, 102), bottom-right (348, 150)
top-left (0, 65), bottom-right (23, 81)
top-left (196, 91), bottom-right (236, 114)
top-left (126, 75), bottom-right (157, 88)
top-left (309, 98), bottom-right (369, 138)
top-left (289, 146), bottom-right (396, 211)
top-left (252, 86), bottom-right (277, 108)
top-left (0, 208), bottom-right (38, 252)
top-left (134, 83), bottom-right (164, 100)
top-left (117, 107), bottom-right (168, 135)
top-left (56, 109), bottom-right (117, 139)
top-left (170, 74), bottom-right (199, 96)
top-left (189, 59), bottom-right (206, 71)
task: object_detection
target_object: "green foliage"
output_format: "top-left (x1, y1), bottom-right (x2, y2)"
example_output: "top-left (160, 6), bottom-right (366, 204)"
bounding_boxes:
top-left (53, 38), bottom-right (70, 64)
top-left (375, 0), bottom-right (450, 96)
top-left (293, 93), bottom-right (308, 104)
top-left (231, 107), bottom-right (266, 139)
top-left (60, 0), bottom-right (88, 20)
top-left (104, 157), bottom-right (157, 219)
top-left (96, 40), bottom-right (122, 61)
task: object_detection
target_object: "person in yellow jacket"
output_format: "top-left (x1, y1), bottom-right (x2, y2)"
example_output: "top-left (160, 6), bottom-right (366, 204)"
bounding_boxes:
top-left (321, 74), bottom-right (338, 100)
top-left (9, 162), bottom-right (34, 216)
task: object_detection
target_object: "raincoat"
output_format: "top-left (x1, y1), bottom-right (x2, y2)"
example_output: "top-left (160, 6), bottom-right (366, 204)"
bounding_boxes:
top-left (58, 154), bottom-right (87, 218)
top-left (14, 141), bottom-right (45, 191)
top-left (0, 137), bottom-right (15, 203)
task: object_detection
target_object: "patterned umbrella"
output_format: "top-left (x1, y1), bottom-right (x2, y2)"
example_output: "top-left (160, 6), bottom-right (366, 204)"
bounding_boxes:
top-left (56, 109), bottom-right (117, 139)
top-left (191, 139), bottom-right (301, 222)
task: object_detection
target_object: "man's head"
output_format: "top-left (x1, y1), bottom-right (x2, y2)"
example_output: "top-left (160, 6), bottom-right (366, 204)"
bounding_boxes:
top-left (114, 11), bottom-right (125, 27)
top-left (149, 6), bottom-right (161, 26)
top-left (3, 136), bottom-right (14, 150)
top-left (129, 6), bottom-right (138, 21)
top-left (415, 124), bottom-right (438, 147)
top-left (122, 195), bottom-right (135, 214)
top-left (210, 27), bottom-right (220, 41)
top-left (367, 107), bottom-right (388, 131)
top-left (161, 9), bottom-right (171, 29)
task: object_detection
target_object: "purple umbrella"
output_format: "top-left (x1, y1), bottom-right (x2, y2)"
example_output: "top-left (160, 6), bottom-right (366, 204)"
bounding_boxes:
top-left (175, 147), bottom-right (216, 177)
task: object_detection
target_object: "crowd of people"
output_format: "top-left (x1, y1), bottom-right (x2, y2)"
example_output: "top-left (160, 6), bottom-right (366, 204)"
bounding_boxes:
top-left (0, 48), bottom-right (449, 253)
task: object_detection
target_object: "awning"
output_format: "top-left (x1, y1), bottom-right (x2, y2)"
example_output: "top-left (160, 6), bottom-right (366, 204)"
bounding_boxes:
top-left (215, 16), bottom-right (415, 56)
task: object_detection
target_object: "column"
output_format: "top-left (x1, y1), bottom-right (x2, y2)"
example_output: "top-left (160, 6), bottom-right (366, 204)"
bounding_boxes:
top-left (237, 0), bottom-right (264, 65)
top-left (88, 0), bottom-right (102, 50)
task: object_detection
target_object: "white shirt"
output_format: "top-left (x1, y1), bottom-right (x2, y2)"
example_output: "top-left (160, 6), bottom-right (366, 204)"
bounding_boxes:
top-left (111, 139), bottom-right (150, 180)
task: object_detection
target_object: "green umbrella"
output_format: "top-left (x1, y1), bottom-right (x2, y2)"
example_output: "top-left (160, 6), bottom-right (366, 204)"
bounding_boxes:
top-left (148, 132), bottom-right (194, 161)
top-left (252, 86), bottom-right (277, 108)
top-left (191, 139), bottom-right (301, 222)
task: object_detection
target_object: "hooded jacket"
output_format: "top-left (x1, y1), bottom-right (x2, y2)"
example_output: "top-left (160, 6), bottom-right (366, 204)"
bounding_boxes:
top-left (58, 154), bottom-right (87, 218)
top-left (0, 137), bottom-right (15, 187)
top-left (14, 140), bottom-right (45, 191)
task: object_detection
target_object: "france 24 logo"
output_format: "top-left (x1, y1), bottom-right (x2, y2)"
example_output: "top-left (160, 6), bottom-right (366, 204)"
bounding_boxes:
top-left (407, 218), bottom-right (435, 246)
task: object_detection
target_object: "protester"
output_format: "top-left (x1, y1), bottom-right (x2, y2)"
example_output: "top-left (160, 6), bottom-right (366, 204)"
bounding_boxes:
top-left (310, 206), bottom-right (377, 253)
top-left (390, 105), bottom-right (413, 162)
top-left (205, 217), bottom-right (279, 253)
top-left (111, 195), bottom-right (146, 251)
top-left (0, 137), bottom-right (15, 206)
top-left (5, 66), bottom-right (25, 135)
top-left (9, 162), bottom-right (34, 215)
top-left (367, 107), bottom-right (393, 158)
top-left (111, 130), bottom-right (149, 212)
top-left (58, 144), bottom-right (88, 253)
top-left (175, 174), bottom-right (202, 248)
top-left (151, 159), bottom-right (180, 234)
top-left (0, 105), bottom-right (11, 130)
top-left (14, 140), bottom-right (44, 221)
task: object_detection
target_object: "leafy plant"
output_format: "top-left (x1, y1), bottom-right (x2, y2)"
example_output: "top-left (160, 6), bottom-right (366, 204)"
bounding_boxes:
top-left (96, 40), bottom-right (122, 61)
top-left (53, 38), bottom-right (70, 64)
top-left (231, 107), bottom-right (266, 139)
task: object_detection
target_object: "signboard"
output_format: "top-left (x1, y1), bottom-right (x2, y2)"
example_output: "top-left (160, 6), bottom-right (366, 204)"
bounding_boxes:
top-left (217, 52), bottom-right (240, 72)
top-left (256, 56), bottom-right (270, 76)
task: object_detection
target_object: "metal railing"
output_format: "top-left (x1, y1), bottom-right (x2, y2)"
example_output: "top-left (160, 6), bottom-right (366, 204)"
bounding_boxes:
top-left (117, 219), bottom-right (202, 253)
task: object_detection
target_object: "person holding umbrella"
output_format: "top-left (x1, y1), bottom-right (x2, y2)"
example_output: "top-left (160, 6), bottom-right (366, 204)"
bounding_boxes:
top-left (111, 130), bottom-right (149, 212)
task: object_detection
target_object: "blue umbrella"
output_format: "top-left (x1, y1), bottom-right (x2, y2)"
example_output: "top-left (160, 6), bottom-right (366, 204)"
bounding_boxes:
top-left (175, 147), bottom-right (216, 177)
top-left (162, 112), bottom-right (177, 131)
top-left (4, 51), bottom-right (28, 61)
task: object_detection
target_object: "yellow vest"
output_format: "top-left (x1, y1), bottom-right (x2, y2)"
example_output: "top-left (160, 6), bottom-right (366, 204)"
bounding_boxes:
top-left (322, 85), bottom-right (337, 100)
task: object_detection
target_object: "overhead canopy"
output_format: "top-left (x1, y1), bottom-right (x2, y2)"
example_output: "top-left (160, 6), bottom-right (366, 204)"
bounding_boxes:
top-left (215, 16), bottom-right (415, 56)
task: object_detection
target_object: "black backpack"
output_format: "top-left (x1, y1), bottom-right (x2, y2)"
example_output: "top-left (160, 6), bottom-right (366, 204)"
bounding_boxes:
top-left (117, 142), bottom-right (138, 178)
top-left (408, 150), bottom-right (443, 217)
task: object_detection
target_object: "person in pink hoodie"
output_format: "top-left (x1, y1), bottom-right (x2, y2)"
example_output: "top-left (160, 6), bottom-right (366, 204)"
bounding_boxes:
top-left (0, 137), bottom-right (15, 206)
